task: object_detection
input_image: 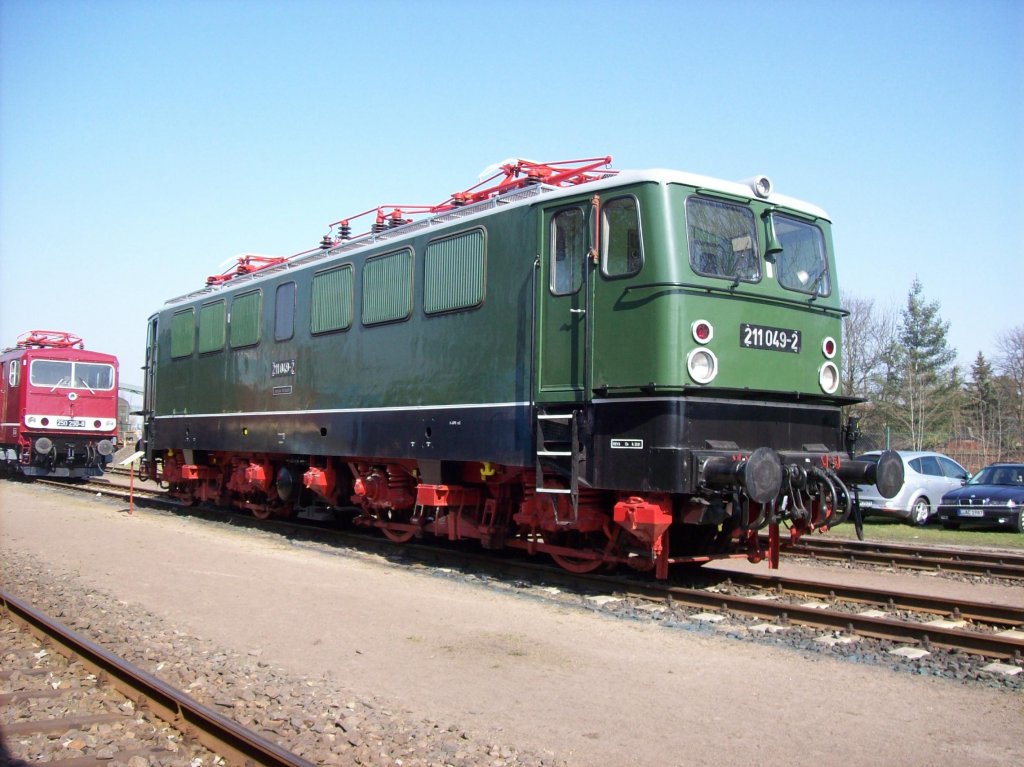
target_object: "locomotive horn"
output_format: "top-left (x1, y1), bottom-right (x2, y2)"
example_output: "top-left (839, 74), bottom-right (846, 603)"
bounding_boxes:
top-left (701, 447), bottom-right (783, 504)
top-left (739, 175), bottom-right (773, 199)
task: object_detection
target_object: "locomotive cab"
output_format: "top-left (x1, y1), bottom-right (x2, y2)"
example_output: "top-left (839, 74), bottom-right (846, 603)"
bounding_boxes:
top-left (1, 331), bottom-right (119, 478)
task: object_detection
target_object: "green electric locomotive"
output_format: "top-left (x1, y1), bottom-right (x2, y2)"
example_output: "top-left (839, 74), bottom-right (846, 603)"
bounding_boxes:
top-left (140, 157), bottom-right (900, 576)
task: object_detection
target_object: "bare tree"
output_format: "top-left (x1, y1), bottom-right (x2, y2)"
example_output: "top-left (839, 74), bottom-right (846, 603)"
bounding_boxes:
top-left (841, 291), bottom-right (896, 399)
top-left (996, 324), bottom-right (1024, 451)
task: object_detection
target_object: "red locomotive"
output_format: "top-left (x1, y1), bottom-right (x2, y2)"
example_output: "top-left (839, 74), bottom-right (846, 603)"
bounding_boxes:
top-left (1, 331), bottom-right (119, 478)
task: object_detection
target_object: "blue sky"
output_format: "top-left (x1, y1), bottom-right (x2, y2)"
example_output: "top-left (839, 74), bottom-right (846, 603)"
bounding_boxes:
top-left (2, 0), bottom-right (1021, 386)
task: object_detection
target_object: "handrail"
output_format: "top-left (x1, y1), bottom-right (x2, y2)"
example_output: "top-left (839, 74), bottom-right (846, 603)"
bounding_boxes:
top-left (622, 281), bottom-right (850, 317)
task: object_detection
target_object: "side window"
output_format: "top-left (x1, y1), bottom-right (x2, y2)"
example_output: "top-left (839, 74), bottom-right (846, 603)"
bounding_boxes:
top-left (363, 249), bottom-right (413, 325)
top-left (8, 360), bottom-right (18, 387)
top-left (230, 290), bottom-right (262, 348)
top-left (773, 214), bottom-right (830, 296)
top-left (939, 457), bottom-right (968, 480)
top-left (686, 196), bottom-right (760, 282)
top-left (916, 456), bottom-right (941, 476)
top-left (171, 308), bottom-right (196, 359)
top-left (198, 300), bottom-right (226, 354)
top-left (311, 265), bottom-right (354, 334)
top-left (550, 208), bottom-right (586, 295)
top-left (275, 282), bottom-right (296, 341)
top-left (601, 196), bottom-right (642, 277)
top-left (424, 229), bottom-right (485, 314)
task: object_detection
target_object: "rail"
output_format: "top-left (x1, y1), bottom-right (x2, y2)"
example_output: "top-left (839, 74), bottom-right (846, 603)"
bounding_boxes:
top-left (1, 590), bottom-right (316, 767)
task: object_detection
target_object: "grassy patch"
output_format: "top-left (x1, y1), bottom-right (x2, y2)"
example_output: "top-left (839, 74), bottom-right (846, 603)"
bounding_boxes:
top-left (828, 517), bottom-right (1024, 549)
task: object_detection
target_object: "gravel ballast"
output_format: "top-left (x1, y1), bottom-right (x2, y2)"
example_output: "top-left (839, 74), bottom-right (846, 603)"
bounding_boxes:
top-left (2, 482), bottom-right (1023, 766)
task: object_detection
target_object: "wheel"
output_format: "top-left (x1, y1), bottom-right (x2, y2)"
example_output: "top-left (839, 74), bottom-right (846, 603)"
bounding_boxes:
top-left (1016, 511), bottom-right (1024, 535)
top-left (541, 529), bottom-right (611, 574)
top-left (550, 552), bottom-right (605, 574)
top-left (909, 497), bottom-right (931, 526)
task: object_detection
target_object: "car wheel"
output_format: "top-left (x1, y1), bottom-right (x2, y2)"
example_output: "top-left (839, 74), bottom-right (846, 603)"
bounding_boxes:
top-left (909, 497), bottom-right (931, 526)
top-left (1016, 511), bottom-right (1024, 535)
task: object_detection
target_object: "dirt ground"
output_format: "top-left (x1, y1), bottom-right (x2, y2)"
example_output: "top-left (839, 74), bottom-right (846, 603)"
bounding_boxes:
top-left (1, 482), bottom-right (1021, 766)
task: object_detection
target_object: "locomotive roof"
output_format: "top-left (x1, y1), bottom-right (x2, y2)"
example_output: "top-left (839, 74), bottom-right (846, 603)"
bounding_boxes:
top-left (0, 345), bottom-right (119, 362)
top-left (165, 167), bottom-right (831, 306)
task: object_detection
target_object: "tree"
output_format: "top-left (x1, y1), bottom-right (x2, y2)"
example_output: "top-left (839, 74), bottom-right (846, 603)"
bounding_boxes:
top-left (959, 351), bottom-right (1003, 464)
top-left (997, 325), bottom-right (1024, 450)
top-left (840, 291), bottom-right (896, 399)
top-left (876, 278), bottom-right (958, 450)
top-left (841, 291), bottom-right (897, 447)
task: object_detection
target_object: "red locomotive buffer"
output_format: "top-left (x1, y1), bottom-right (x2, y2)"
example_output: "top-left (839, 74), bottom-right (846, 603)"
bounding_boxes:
top-left (1, 331), bottom-right (119, 478)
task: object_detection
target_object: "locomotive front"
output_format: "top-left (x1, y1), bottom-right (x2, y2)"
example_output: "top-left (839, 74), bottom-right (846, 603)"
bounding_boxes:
top-left (570, 171), bottom-right (902, 572)
top-left (1, 331), bottom-right (119, 478)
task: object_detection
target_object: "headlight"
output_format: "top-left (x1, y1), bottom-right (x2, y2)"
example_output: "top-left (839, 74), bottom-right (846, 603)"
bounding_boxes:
top-left (822, 336), bottom-right (837, 359)
top-left (819, 362), bottom-right (839, 393)
top-left (687, 348), bottom-right (718, 384)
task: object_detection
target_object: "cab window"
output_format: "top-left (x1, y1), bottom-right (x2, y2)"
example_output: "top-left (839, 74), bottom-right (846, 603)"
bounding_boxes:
top-left (29, 360), bottom-right (114, 390)
top-left (550, 208), bottom-right (586, 295)
top-left (601, 196), bottom-right (642, 277)
top-left (686, 197), bottom-right (760, 282)
top-left (773, 214), bottom-right (830, 296)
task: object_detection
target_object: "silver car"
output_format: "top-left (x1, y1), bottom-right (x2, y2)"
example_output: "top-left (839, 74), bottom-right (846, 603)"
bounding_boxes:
top-left (855, 450), bottom-right (970, 525)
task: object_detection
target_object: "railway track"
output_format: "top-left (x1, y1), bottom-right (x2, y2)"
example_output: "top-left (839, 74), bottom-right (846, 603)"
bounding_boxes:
top-left (779, 535), bottom-right (1024, 579)
top-left (1, 590), bottom-right (316, 767)
top-left (62, 470), bottom-right (1024, 581)
top-left (19, 476), bottom-right (1024, 666)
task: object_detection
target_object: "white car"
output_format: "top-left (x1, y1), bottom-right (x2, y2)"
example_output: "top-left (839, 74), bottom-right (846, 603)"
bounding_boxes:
top-left (855, 450), bottom-right (970, 525)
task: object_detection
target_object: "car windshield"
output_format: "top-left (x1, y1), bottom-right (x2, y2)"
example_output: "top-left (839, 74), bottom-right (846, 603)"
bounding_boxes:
top-left (969, 466), bottom-right (1024, 486)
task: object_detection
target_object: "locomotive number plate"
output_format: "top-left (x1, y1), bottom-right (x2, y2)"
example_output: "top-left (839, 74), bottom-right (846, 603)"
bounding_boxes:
top-left (740, 323), bottom-right (801, 353)
top-left (55, 418), bottom-right (86, 428)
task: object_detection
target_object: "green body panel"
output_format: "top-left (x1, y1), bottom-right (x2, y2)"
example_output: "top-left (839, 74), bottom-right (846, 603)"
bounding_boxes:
top-left (150, 173), bottom-right (843, 425)
top-left (153, 208), bottom-right (537, 418)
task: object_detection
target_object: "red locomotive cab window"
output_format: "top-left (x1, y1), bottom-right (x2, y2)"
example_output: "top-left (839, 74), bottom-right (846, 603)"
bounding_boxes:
top-left (28, 359), bottom-right (114, 391)
top-left (7, 361), bottom-right (18, 387)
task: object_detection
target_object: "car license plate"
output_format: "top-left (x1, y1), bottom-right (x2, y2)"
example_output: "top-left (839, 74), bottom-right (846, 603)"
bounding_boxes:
top-left (740, 323), bottom-right (801, 353)
top-left (958, 508), bottom-right (984, 517)
top-left (55, 418), bottom-right (86, 428)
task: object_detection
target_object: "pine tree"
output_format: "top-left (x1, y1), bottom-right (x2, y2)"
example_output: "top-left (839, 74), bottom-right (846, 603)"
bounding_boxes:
top-left (964, 351), bottom-right (1000, 462)
top-left (877, 278), bottom-right (958, 450)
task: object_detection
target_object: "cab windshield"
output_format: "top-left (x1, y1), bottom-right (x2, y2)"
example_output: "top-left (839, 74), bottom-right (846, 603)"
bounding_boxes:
top-left (772, 214), bottom-right (830, 296)
top-left (686, 196), bottom-right (760, 283)
top-left (29, 359), bottom-right (115, 391)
